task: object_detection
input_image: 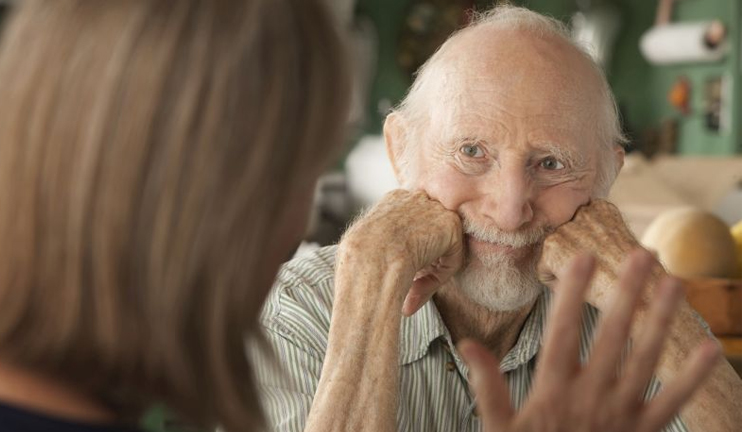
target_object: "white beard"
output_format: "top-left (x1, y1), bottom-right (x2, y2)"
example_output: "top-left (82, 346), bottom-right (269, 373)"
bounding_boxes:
top-left (455, 219), bottom-right (549, 312)
top-left (455, 251), bottom-right (543, 311)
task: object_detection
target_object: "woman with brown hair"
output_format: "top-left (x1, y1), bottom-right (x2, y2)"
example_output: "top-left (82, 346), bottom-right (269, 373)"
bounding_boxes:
top-left (0, 0), bottom-right (349, 431)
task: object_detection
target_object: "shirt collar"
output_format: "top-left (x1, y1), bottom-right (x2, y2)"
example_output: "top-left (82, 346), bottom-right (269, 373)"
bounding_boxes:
top-left (398, 288), bottom-right (551, 372)
top-left (499, 289), bottom-right (551, 372)
top-left (399, 297), bottom-right (449, 365)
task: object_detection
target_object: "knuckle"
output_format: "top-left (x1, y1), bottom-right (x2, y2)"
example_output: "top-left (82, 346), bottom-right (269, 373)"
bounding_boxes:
top-left (542, 232), bottom-right (562, 249)
top-left (411, 189), bottom-right (429, 200)
top-left (382, 189), bottom-right (405, 203)
top-left (596, 199), bottom-right (617, 212)
top-left (445, 210), bottom-right (462, 228)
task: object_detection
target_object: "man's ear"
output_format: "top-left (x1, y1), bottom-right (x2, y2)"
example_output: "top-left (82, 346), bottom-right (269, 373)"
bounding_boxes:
top-left (383, 112), bottom-right (409, 185)
top-left (614, 144), bottom-right (625, 172)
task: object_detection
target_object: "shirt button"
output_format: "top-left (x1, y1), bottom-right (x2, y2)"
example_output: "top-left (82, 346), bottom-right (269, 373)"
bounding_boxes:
top-left (445, 361), bottom-right (456, 372)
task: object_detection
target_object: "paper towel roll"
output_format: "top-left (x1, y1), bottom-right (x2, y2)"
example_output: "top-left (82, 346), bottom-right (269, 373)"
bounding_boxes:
top-left (345, 135), bottom-right (399, 207)
top-left (640, 22), bottom-right (727, 65)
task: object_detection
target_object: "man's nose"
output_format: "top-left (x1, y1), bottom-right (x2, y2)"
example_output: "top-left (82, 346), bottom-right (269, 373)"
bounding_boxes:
top-left (483, 165), bottom-right (534, 231)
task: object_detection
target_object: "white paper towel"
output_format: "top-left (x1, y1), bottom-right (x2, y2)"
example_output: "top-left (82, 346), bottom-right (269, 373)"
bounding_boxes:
top-left (640, 22), bottom-right (726, 65)
top-left (345, 135), bottom-right (399, 207)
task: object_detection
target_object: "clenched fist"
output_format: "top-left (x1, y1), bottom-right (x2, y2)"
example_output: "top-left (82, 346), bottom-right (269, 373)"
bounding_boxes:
top-left (537, 199), bottom-right (661, 311)
top-left (338, 189), bottom-right (464, 315)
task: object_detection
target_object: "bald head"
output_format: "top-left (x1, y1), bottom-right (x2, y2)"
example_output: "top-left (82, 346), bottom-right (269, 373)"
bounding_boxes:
top-left (426, 25), bottom-right (603, 139)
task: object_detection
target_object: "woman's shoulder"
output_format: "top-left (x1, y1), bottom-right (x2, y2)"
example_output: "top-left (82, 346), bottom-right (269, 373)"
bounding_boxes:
top-left (0, 401), bottom-right (141, 432)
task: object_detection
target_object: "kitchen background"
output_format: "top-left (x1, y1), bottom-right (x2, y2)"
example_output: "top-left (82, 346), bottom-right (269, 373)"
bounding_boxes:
top-left (0, 1), bottom-right (739, 429)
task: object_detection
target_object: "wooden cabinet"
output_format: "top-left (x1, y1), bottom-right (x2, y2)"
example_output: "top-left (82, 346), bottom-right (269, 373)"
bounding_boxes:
top-left (685, 278), bottom-right (742, 376)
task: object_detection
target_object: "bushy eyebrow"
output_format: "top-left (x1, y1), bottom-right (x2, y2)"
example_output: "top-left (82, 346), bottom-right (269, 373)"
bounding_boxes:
top-left (449, 136), bottom-right (481, 146)
top-left (534, 142), bottom-right (586, 168)
top-left (440, 136), bottom-right (485, 153)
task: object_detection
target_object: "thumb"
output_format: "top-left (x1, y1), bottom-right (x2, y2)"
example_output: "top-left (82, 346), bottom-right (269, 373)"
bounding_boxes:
top-left (402, 244), bottom-right (463, 316)
top-left (401, 273), bottom-right (441, 316)
top-left (536, 260), bottom-right (557, 289)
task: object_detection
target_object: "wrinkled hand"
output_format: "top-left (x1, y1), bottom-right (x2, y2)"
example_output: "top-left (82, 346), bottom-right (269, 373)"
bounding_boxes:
top-left (339, 189), bottom-right (464, 315)
top-left (459, 251), bottom-right (721, 432)
top-left (538, 199), bottom-right (651, 309)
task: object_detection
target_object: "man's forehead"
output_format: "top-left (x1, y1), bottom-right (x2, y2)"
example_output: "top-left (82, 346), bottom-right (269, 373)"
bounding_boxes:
top-left (425, 79), bottom-right (595, 144)
top-left (430, 76), bottom-right (589, 119)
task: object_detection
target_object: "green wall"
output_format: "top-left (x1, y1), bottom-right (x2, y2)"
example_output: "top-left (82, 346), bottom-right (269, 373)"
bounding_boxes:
top-left (355, 0), bottom-right (414, 135)
top-left (610, 0), bottom-right (742, 155)
top-left (520, 0), bottom-right (574, 20)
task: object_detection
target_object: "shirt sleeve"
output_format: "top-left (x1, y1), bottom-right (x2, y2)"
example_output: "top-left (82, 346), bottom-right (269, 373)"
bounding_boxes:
top-left (250, 326), bottom-right (325, 432)
top-left (248, 248), bottom-right (336, 432)
top-left (644, 377), bottom-right (688, 432)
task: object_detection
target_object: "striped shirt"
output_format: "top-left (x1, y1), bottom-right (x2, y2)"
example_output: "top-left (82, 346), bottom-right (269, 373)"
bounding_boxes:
top-left (250, 245), bottom-right (687, 432)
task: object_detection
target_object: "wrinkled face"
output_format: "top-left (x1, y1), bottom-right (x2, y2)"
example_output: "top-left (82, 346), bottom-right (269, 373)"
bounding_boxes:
top-left (402, 28), bottom-right (605, 311)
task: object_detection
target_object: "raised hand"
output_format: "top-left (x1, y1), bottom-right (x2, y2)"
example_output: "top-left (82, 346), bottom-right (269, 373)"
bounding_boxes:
top-left (459, 251), bottom-right (721, 432)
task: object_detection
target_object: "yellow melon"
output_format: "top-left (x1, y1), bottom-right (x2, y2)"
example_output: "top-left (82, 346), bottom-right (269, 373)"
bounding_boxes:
top-left (732, 220), bottom-right (742, 277)
top-left (641, 208), bottom-right (738, 279)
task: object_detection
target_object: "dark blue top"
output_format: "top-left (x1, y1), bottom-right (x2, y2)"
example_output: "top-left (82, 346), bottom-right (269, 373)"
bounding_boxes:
top-left (0, 402), bottom-right (140, 432)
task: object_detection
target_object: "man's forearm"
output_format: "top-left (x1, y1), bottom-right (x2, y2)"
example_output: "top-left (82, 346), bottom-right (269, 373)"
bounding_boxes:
top-left (539, 200), bottom-right (741, 430)
top-left (657, 300), bottom-right (742, 431)
top-left (592, 261), bottom-right (742, 431)
top-left (623, 269), bottom-right (742, 431)
top-left (304, 250), bottom-right (412, 432)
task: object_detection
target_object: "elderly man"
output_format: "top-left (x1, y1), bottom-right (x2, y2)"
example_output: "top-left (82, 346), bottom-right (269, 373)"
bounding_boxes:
top-left (252, 6), bottom-right (742, 432)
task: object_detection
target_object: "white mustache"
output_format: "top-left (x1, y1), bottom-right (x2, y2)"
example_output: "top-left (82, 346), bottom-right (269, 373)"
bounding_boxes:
top-left (462, 218), bottom-right (550, 249)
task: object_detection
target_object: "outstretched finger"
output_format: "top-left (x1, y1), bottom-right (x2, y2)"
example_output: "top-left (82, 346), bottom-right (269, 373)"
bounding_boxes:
top-left (536, 254), bottom-right (596, 387)
top-left (458, 339), bottom-right (514, 431)
top-left (584, 249), bottom-right (654, 394)
top-left (638, 340), bottom-right (721, 432)
top-left (617, 276), bottom-right (683, 404)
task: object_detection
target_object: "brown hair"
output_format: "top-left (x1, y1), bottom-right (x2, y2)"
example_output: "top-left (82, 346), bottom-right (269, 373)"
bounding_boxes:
top-left (0, 0), bottom-right (348, 430)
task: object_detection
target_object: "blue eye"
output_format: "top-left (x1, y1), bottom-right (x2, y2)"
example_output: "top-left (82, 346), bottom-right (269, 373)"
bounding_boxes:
top-left (540, 157), bottom-right (565, 170)
top-left (460, 144), bottom-right (485, 158)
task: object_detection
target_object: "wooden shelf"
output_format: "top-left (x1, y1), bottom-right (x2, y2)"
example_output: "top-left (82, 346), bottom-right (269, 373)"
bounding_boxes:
top-left (720, 337), bottom-right (742, 356)
top-left (719, 337), bottom-right (742, 377)
top-left (684, 278), bottom-right (742, 336)
top-left (683, 278), bottom-right (742, 377)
